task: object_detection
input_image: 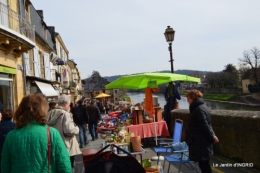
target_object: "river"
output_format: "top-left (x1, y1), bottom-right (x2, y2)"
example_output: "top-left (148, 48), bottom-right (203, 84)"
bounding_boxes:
top-left (127, 92), bottom-right (260, 111)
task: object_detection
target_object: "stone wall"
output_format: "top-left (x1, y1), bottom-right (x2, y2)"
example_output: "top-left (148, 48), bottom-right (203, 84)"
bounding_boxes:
top-left (169, 109), bottom-right (260, 170)
top-left (251, 92), bottom-right (260, 101)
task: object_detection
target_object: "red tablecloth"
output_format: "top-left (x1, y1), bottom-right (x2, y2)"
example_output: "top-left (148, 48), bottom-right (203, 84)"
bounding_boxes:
top-left (96, 127), bottom-right (114, 133)
top-left (125, 121), bottom-right (170, 138)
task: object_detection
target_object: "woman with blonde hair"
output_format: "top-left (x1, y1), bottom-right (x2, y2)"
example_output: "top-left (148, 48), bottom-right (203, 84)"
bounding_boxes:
top-left (1, 94), bottom-right (71, 173)
top-left (185, 90), bottom-right (219, 173)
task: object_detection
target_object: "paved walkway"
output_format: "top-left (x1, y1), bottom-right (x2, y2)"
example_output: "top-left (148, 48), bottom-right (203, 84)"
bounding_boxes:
top-left (73, 133), bottom-right (259, 173)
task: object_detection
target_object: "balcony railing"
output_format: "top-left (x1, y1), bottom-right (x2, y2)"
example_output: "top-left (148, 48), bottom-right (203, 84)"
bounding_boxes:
top-left (0, 2), bottom-right (35, 42)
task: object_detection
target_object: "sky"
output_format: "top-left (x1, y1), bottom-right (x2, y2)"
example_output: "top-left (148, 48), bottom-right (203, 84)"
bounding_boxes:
top-left (31, 0), bottom-right (260, 79)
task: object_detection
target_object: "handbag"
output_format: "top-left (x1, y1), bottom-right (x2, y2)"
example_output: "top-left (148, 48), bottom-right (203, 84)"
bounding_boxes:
top-left (47, 126), bottom-right (51, 173)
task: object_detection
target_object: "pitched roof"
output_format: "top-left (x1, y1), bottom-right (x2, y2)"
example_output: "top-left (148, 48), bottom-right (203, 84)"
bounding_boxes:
top-left (94, 78), bottom-right (110, 90)
top-left (83, 77), bottom-right (110, 92)
top-left (84, 83), bottom-right (96, 92)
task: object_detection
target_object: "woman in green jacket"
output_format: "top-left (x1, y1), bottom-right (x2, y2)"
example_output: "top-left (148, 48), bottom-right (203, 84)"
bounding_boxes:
top-left (1, 94), bottom-right (71, 173)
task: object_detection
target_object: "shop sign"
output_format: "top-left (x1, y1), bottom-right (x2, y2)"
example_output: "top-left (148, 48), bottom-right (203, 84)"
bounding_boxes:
top-left (0, 65), bottom-right (16, 74)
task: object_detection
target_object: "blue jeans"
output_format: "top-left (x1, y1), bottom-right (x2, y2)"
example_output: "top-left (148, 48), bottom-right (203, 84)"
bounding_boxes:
top-left (78, 124), bottom-right (88, 147)
top-left (88, 121), bottom-right (98, 140)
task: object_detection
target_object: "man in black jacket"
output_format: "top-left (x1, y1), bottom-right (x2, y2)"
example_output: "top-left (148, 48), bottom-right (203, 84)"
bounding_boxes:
top-left (72, 100), bottom-right (89, 148)
top-left (86, 100), bottom-right (100, 141)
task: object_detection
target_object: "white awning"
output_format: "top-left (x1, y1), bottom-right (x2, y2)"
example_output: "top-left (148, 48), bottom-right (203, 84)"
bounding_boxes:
top-left (34, 81), bottom-right (58, 97)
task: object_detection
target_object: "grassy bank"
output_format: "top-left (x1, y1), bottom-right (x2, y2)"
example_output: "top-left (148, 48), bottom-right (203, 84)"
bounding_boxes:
top-left (122, 95), bottom-right (131, 102)
top-left (179, 90), bottom-right (238, 101)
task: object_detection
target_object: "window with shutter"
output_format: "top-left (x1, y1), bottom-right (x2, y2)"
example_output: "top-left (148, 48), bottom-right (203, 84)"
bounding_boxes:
top-left (60, 48), bottom-right (63, 60)
top-left (29, 50), bottom-right (33, 74)
top-left (38, 51), bottom-right (42, 78)
top-left (33, 48), bottom-right (40, 77)
top-left (39, 53), bottom-right (44, 78)
top-left (23, 53), bottom-right (30, 76)
top-left (44, 53), bottom-right (50, 80)
top-left (50, 62), bottom-right (54, 81)
top-left (0, 0), bottom-right (9, 27)
top-left (57, 43), bottom-right (60, 57)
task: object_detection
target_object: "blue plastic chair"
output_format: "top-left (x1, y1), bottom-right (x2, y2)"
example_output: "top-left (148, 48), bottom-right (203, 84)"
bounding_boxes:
top-left (164, 149), bottom-right (199, 173)
top-left (153, 119), bottom-right (183, 164)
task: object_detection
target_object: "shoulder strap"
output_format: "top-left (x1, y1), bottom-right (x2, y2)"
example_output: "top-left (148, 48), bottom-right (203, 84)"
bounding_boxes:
top-left (47, 126), bottom-right (51, 173)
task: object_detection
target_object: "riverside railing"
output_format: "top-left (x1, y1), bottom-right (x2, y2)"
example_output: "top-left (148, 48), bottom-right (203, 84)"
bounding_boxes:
top-left (0, 2), bottom-right (35, 43)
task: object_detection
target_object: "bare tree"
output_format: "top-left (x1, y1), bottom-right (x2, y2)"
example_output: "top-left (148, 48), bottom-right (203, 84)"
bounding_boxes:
top-left (237, 63), bottom-right (249, 79)
top-left (191, 71), bottom-right (204, 78)
top-left (206, 72), bottom-right (237, 88)
top-left (238, 47), bottom-right (260, 84)
top-left (205, 72), bottom-right (217, 88)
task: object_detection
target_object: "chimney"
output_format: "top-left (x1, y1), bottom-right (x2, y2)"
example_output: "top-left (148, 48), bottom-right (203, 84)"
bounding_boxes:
top-left (36, 10), bottom-right (44, 20)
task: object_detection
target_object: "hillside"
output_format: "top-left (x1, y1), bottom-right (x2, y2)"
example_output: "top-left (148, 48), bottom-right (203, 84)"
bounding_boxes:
top-left (103, 69), bottom-right (211, 82)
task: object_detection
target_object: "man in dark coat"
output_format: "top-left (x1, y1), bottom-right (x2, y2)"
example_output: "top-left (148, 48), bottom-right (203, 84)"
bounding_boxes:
top-left (86, 100), bottom-right (100, 141)
top-left (185, 90), bottom-right (219, 173)
top-left (164, 82), bottom-right (181, 125)
top-left (72, 100), bottom-right (89, 148)
top-left (96, 100), bottom-right (104, 114)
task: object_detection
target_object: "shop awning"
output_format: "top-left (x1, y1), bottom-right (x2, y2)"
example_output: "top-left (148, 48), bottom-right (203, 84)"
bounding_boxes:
top-left (34, 81), bottom-right (58, 97)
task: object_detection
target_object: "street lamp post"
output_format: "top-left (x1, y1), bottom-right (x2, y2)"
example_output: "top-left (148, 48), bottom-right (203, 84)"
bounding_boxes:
top-left (164, 26), bottom-right (175, 73)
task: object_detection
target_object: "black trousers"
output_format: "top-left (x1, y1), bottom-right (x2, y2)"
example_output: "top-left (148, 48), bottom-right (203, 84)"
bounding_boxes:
top-left (198, 159), bottom-right (212, 173)
top-left (70, 156), bottom-right (75, 168)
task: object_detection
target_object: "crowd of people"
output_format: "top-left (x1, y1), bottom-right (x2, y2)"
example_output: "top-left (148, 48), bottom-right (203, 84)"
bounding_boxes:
top-left (0, 94), bottom-right (103, 173)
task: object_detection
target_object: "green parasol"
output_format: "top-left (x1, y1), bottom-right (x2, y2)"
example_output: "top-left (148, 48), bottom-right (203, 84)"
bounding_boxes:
top-left (105, 72), bottom-right (200, 90)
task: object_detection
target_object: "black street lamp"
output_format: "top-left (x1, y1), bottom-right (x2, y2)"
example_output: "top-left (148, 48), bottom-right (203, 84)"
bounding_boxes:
top-left (164, 26), bottom-right (175, 73)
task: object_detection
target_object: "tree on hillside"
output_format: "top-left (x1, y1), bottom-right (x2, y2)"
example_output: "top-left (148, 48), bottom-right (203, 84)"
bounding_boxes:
top-left (81, 80), bottom-right (86, 85)
top-left (191, 71), bottom-right (204, 78)
top-left (238, 47), bottom-right (260, 84)
top-left (222, 63), bottom-right (238, 87)
top-left (223, 64), bottom-right (237, 73)
top-left (90, 71), bottom-right (101, 83)
top-left (237, 64), bottom-right (250, 79)
top-left (206, 72), bottom-right (237, 88)
top-left (205, 72), bottom-right (217, 88)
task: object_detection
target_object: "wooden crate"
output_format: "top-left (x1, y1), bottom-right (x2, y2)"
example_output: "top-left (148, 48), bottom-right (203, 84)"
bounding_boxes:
top-left (154, 107), bottom-right (162, 122)
top-left (132, 110), bottom-right (143, 124)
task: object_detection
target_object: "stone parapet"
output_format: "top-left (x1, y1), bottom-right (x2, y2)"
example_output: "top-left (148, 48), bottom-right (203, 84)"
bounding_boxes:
top-left (169, 109), bottom-right (260, 170)
top-left (251, 92), bottom-right (260, 101)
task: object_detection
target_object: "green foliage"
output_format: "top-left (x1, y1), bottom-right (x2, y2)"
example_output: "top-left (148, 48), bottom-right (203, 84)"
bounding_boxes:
top-left (179, 91), bottom-right (237, 101)
top-left (122, 95), bottom-right (131, 102)
top-left (248, 84), bottom-right (260, 93)
top-left (91, 71), bottom-right (101, 83)
top-left (223, 64), bottom-right (237, 73)
top-left (203, 94), bottom-right (237, 101)
top-left (179, 90), bottom-right (188, 96)
top-left (81, 80), bottom-right (86, 85)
